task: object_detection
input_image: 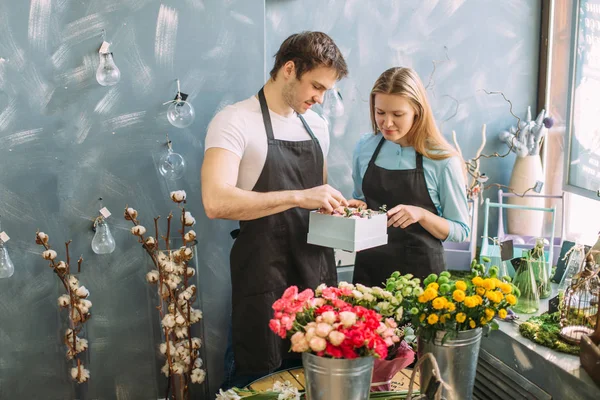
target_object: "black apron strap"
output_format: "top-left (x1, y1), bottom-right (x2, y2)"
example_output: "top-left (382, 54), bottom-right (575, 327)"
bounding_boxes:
top-left (298, 114), bottom-right (319, 143)
top-left (369, 137), bottom-right (387, 166)
top-left (258, 88), bottom-right (275, 140)
top-left (416, 152), bottom-right (424, 170)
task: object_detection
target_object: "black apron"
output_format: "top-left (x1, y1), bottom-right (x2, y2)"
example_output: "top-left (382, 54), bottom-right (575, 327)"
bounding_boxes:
top-left (353, 137), bottom-right (446, 287)
top-left (229, 88), bottom-right (337, 375)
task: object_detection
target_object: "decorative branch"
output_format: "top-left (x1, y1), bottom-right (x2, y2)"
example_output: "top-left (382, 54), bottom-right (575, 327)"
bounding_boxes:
top-left (124, 190), bottom-right (205, 400)
top-left (35, 231), bottom-right (91, 383)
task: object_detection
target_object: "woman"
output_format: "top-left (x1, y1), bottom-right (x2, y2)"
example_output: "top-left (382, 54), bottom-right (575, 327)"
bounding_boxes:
top-left (350, 67), bottom-right (470, 286)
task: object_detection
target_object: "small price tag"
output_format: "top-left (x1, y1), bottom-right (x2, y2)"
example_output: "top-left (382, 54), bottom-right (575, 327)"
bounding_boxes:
top-left (533, 180), bottom-right (544, 193)
top-left (0, 231), bottom-right (10, 242)
top-left (500, 239), bottom-right (514, 261)
top-left (99, 207), bottom-right (111, 218)
top-left (98, 41), bottom-right (111, 54)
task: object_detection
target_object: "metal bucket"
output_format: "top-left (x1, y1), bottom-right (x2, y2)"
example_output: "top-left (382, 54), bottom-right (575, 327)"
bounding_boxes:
top-left (302, 352), bottom-right (374, 400)
top-left (418, 328), bottom-right (482, 400)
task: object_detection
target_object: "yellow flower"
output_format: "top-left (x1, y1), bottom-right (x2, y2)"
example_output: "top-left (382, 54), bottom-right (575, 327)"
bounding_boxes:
top-left (476, 287), bottom-right (486, 296)
top-left (418, 295), bottom-right (427, 303)
top-left (420, 314), bottom-right (426, 322)
top-left (464, 296), bottom-right (478, 308)
top-left (498, 309), bottom-right (507, 319)
top-left (500, 283), bottom-right (512, 294)
top-left (475, 295), bottom-right (484, 305)
top-left (506, 294), bottom-right (517, 306)
top-left (455, 280), bottom-right (467, 291)
top-left (432, 297), bottom-right (447, 310)
top-left (456, 313), bottom-right (466, 323)
top-left (440, 313), bottom-right (451, 323)
top-left (472, 276), bottom-right (484, 287)
top-left (452, 289), bottom-right (466, 302)
top-left (485, 308), bottom-right (495, 321)
top-left (482, 279), bottom-right (496, 290)
top-left (445, 302), bottom-right (456, 312)
top-left (423, 288), bottom-right (438, 301)
top-left (480, 317), bottom-right (488, 325)
top-left (427, 282), bottom-right (439, 290)
top-left (493, 292), bottom-right (504, 303)
top-left (469, 319), bottom-right (476, 328)
top-left (427, 314), bottom-right (439, 325)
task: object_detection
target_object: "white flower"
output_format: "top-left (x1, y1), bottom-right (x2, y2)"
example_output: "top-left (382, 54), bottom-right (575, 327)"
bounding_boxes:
top-left (36, 232), bottom-right (49, 244)
top-left (178, 247), bottom-right (193, 261)
top-left (76, 338), bottom-right (88, 352)
top-left (80, 299), bottom-right (92, 311)
top-left (156, 252), bottom-right (168, 265)
top-left (181, 211), bottom-right (196, 226)
top-left (194, 357), bottom-right (203, 368)
top-left (191, 368), bottom-right (206, 384)
top-left (351, 290), bottom-right (364, 300)
top-left (190, 309), bottom-right (203, 323)
top-left (131, 225), bottom-right (146, 236)
top-left (42, 250), bottom-right (57, 260)
top-left (68, 276), bottom-right (79, 290)
top-left (125, 207), bottom-right (138, 220)
top-left (171, 362), bottom-right (185, 374)
top-left (272, 381), bottom-right (301, 400)
top-left (191, 337), bottom-right (202, 349)
top-left (159, 341), bottom-right (176, 356)
top-left (372, 287), bottom-right (385, 297)
top-left (339, 311), bottom-right (357, 328)
top-left (170, 190), bottom-right (187, 203)
top-left (328, 330), bottom-right (345, 346)
top-left (146, 270), bottom-right (159, 283)
top-left (338, 281), bottom-right (355, 291)
top-left (174, 326), bottom-right (188, 338)
top-left (363, 293), bottom-right (376, 302)
top-left (70, 366), bottom-right (90, 383)
top-left (165, 276), bottom-right (179, 290)
top-left (186, 267), bottom-right (195, 277)
top-left (315, 323), bottom-right (333, 338)
top-left (144, 236), bottom-right (156, 246)
top-left (75, 286), bottom-right (89, 298)
top-left (175, 313), bottom-right (187, 326)
top-left (315, 283), bottom-right (327, 296)
top-left (57, 294), bottom-right (70, 307)
top-left (184, 230), bottom-right (196, 242)
top-left (216, 389), bottom-right (242, 400)
top-left (161, 362), bottom-right (170, 377)
top-left (55, 261), bottom-right (67, 271)
top-left (355, 283), bottom-right (372, 294)
top-left (162, 314), bottom-right (176, 328)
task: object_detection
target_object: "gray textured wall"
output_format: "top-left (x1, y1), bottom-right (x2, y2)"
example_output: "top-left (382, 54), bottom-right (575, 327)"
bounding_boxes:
top-left (0, 0), bottom-right (540, 399)
top-left (266, 0), bottom-right (542, 238)
top-left (0, 0), bottom-right (263, 399)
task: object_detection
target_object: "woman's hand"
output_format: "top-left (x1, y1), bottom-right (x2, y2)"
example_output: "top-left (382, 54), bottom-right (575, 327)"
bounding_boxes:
top-left (348, 199), bottom-right (368, 209)
top-left (387, 205), bottom-right (426, 228)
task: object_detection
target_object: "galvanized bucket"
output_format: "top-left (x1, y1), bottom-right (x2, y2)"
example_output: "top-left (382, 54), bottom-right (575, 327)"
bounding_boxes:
top-left (417, 328), bottom-right (482, 400)
top-left (302, 353), bottom-right (374, 400)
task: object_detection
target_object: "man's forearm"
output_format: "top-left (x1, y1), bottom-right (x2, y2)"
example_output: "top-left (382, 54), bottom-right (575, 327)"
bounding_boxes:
top-left (204, 185), bottom-right (301, 221)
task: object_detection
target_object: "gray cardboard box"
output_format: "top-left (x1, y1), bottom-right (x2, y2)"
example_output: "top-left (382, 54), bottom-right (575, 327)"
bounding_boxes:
top-left (307, 210), bottom-right (388, 252)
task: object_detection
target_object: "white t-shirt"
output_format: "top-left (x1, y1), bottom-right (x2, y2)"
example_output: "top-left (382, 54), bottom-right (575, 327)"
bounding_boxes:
top-left (205, 95), bottom-right (330, 190)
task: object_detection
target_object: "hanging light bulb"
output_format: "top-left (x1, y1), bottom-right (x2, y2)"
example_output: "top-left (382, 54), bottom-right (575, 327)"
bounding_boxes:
top-left (322, 86), bottom-right (345, 118)
top-left (159, 136), bottom-right (186, 180)
top-left (91, 216), bottom-right (116, 254)
top-left (165, 79), bottom-right (195, 128)
top-left (0, 220), bottom-right (14, 279)
top-left (96, 33), bottom-right (121, 87)
top-left (96, 52), bottom-right (121, 86)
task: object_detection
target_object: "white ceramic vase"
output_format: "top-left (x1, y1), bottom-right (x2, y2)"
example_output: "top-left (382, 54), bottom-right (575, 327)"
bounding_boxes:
top-left (507, 155), bottom-right (545, 237)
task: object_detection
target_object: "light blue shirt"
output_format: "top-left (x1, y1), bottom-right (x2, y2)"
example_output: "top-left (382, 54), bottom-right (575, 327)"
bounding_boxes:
top-left (352, 133), bottom-right (470, 242)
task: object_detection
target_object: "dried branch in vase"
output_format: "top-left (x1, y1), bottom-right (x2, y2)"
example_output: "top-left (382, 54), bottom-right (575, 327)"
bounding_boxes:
top-left (35, 232), bottom-right (90, 383)
top-left (124, 190), bottom-right (205, 400)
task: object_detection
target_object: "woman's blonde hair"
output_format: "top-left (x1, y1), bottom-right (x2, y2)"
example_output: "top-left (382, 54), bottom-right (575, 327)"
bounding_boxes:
top-left (370, 67), bottom-right (456, 160)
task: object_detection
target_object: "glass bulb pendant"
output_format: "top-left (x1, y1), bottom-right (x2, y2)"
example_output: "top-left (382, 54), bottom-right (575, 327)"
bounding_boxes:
top-left (167, 99), bottom-right (195, 128)
top-left (0, 240), bottom-right (15, 279)
top-left (92, 217), bottom-right (116, 254)
top-left (159, 146), bottom-right (186, 180)
top-left (322, 87), bottom-right (345, 118)
top-left (96, 52), bottom-right (121, 86)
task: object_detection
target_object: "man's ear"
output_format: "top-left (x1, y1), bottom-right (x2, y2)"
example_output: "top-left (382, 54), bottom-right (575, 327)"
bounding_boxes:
top-left (282, 60), bottom-right (296, 80)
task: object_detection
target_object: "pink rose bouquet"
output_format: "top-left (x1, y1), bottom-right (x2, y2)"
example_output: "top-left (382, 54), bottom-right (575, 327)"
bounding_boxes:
top-left (269, 285), bottom-right (400, 360)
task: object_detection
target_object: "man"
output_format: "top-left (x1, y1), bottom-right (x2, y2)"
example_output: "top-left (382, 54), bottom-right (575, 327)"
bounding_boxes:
top-left (201, 31), bottom-right (349, 388)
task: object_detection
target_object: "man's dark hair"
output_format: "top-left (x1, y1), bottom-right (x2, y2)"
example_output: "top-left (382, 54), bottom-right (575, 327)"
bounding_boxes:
top-left (269, 31), bottom-right (348, 81)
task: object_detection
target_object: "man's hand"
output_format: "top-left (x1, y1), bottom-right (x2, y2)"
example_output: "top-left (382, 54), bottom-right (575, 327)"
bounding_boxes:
top-left (348, 199), bottom-right (367, 209)
top-left (297, 185), bottom-right (348, 213)
top-left (387, 204), bottom-right (426, 228)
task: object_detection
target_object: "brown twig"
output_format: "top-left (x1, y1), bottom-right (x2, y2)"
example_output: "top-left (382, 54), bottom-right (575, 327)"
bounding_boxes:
top-left (78, 256), bottom-right (83, 273)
